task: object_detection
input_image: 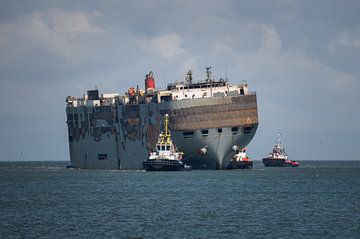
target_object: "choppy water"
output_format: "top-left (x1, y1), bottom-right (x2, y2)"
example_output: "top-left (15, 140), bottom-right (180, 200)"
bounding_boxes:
top-left (0, 160), bottom-right (359, 239)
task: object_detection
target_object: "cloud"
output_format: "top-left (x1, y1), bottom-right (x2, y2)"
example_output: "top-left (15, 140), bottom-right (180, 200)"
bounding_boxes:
top-left (140, 33), bottom-right (185, 59)
top-left (258, 24), bottom-right (282, 52)
top-left (337, 32), bottom-right (360, 49)
top-left (329, 31), bottom-right (360, 52)
top-left (0, 9), bottom-right (105, 64)
top-left (46, 10), bottom-right (104, 34)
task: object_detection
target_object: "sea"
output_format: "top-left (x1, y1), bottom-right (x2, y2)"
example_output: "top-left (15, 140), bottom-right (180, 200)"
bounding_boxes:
top-left (0, 160), bottom-right (359, 239)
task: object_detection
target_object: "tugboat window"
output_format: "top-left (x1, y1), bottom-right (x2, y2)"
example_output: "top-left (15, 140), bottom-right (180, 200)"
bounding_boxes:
top-left (217, 128), bottom-right (222, 133)
top-left (231, 127), bottom-right (238, 134)
top-left (166, 146), bottom-right (170, 150)
top-left (162, 145), bottom-right (166, 151)
top-left (201, 129), bottom-right (209, 135)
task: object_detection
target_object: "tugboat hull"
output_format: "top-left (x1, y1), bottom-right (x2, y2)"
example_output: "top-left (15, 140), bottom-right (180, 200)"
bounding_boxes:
top-left (143, 160), bottom-right (184, 171)
top-left (226, 161), bottom-right (253, 169)
top-left (262, 158), bottom-right (298, 167)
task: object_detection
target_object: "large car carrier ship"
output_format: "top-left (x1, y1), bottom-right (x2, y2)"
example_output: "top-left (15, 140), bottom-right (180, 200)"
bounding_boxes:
top-left (65, 67), bottom-right (259, 169)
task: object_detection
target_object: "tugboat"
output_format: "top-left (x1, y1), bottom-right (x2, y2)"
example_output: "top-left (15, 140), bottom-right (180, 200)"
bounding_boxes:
top-left (143, 114), bottom-right (186, 171)
top-left (263, 133), bottom-right (299, 167)
top-left (226, 145), bottom-right (253, 169)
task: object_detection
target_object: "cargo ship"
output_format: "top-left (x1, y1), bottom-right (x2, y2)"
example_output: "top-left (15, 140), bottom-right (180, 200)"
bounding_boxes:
top-left (263, 133), bottom-right (299, 167)
top-left (65, 67), bottom-right (259, 169)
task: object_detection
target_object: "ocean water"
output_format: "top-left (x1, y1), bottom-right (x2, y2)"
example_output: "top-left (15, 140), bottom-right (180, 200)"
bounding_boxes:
top-left (0, 161), bottom-right (359, 239)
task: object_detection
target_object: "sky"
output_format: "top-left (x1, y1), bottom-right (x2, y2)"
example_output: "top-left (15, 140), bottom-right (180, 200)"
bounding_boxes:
top-left (0, 0), bottom-right (359, 161)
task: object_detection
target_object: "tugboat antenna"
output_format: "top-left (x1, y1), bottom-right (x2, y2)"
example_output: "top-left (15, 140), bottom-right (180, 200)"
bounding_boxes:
top-left (276, 132), bottom-right (283, 145)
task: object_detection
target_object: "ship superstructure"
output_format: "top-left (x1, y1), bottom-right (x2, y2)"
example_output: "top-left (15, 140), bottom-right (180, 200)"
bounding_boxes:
top-left (66, 67), bottom-right (259, 169)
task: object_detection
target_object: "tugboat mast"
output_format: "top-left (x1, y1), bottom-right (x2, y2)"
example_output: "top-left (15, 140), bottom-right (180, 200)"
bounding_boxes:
top-left (161, 114), bottom-right (171, 144)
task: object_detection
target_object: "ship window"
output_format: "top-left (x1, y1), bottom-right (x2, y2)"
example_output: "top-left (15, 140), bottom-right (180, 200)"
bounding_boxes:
top-left (231, 127), bottom-right (238, 134)
top-left (157, 146), bottom-right (161, 151)
top-left (160, 95), bottom-right (172, 102)
top-left (183, 131), bottom-right (194, 139)
top-left (240, 88), bottom-right (244, 95)
top-left (166, 146), bottom-right (170, 150)
top-left (201, 129), bottom-right (209, 135)
top-left (74, 114), bottom-right (78, 121)
top-left (68, 121), bottom-right (74, 128)
top-left (67, 114), bottom-right (73, 120)
top-left (69, 136), bottom-right (74, 142)
top-left (244, 126), bottom-right (252, 134)
top-left (217, 128), bottom-right (222, 133)
top-left (162, 145), bottom-right (166, 151)
top-left (98, 154), bottom-right (107, 160)
top-left (185, 94), bottom-right (188, 98)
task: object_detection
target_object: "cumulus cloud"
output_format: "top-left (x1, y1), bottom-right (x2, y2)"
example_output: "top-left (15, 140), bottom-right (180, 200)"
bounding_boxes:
top-left (47, 10), bottom-right (104, 34)
top-left (337, 32), bottom-right (360, 49)
top-left (258, 24), bottom-right (282, 52)
top-left (0, 9), bottom-right (105, 64)
top-left (140, 33), bottom-right (185, 59)
top-left (329, 31), bottom-right (360, 52)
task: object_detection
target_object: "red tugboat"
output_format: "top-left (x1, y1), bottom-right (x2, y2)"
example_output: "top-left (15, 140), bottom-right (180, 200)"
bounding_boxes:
top-left (226, 145), bottom-right (253, 169)
top-left (263, 133), bottom-right (299, 167)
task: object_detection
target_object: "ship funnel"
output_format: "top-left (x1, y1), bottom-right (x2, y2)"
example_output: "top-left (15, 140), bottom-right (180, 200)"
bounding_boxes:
top-left (145, 71), bottom-right (155, 94)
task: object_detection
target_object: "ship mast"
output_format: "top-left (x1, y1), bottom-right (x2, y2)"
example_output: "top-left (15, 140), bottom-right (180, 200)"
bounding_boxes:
top-left (206, 67), bottom-right (213, 97)
top-left (186, 69), bottom-right (193, 85)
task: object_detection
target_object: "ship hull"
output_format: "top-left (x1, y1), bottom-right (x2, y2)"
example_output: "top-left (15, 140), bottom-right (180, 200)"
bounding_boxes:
top-left (66, 94), bottom-right (258, 170)
top-left (263, 158), bottom-right (298, 167)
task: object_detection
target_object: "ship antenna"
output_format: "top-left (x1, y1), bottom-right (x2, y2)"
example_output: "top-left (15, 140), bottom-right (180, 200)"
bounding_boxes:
top-left (225, 67), bottom-right (228, 81)
top-left (206, 66), bottom-right (212, 82)
top-left (186, 68), bottom-right (193, 85)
